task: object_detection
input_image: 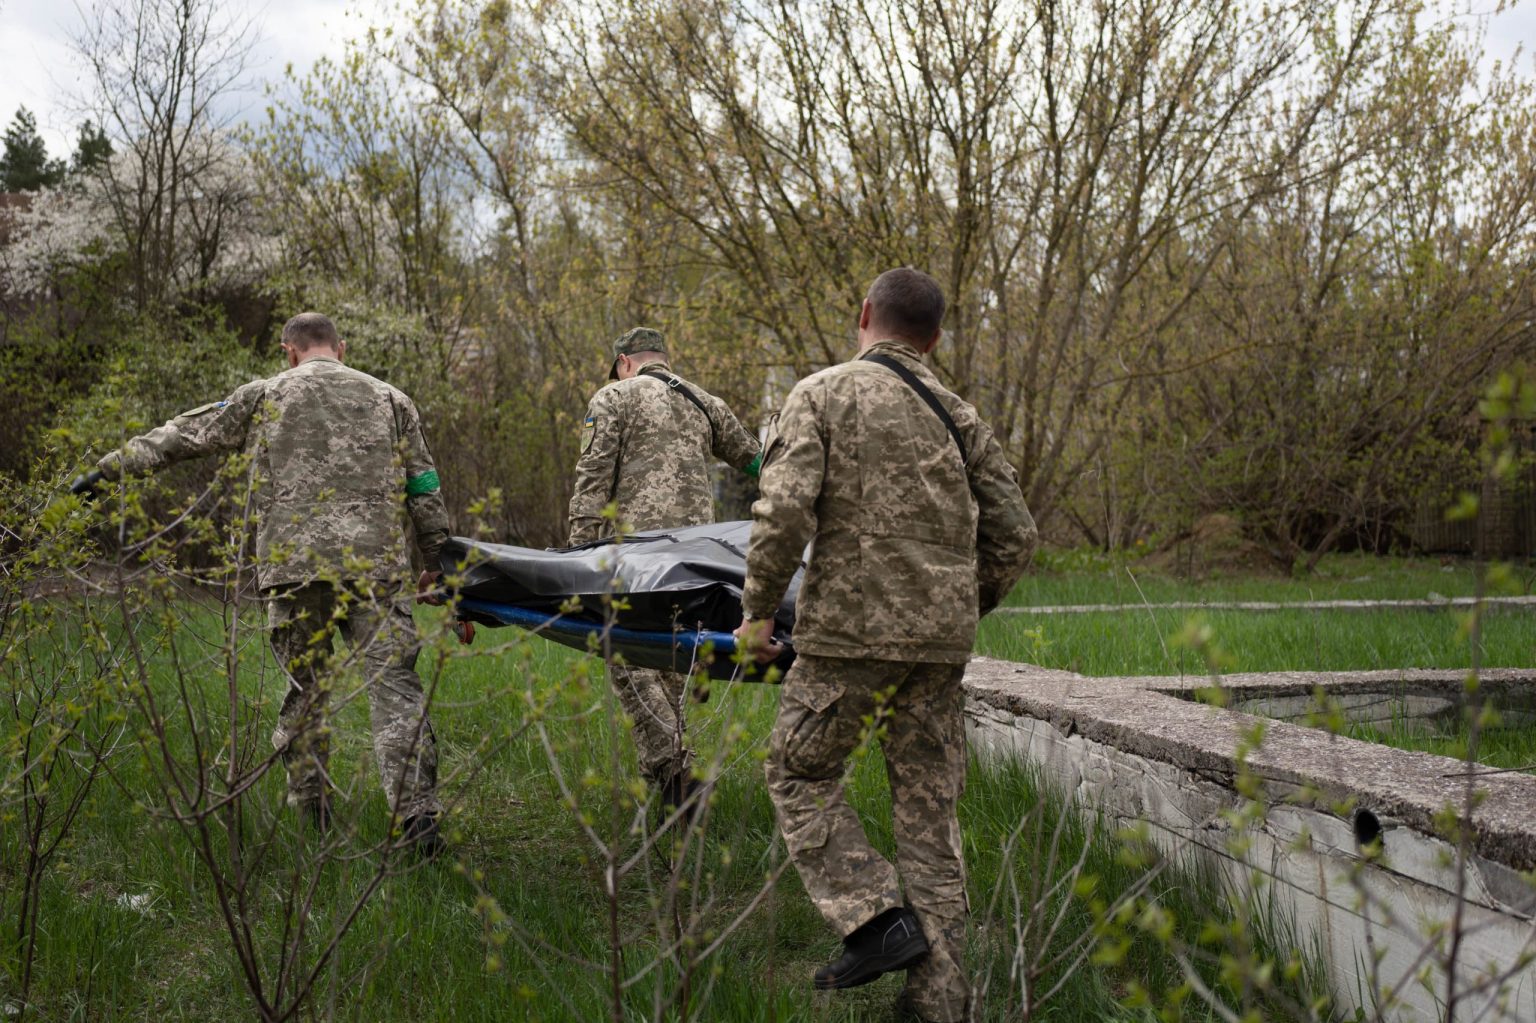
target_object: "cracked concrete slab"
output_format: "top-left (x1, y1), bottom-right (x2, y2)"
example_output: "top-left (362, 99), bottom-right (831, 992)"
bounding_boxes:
top-left (964, 659), bottom-right (1536, 872)
top-left (962, 657), bottom-right (1536, 1021)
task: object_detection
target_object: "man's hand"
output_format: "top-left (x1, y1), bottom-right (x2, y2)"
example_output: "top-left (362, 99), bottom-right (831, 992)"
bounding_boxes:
top-left (416, 569), bottom-right (444, 606)
top-left (68, 469), bottom-right (105, 500)
top-left (733, 616), bottom-right (784, 664)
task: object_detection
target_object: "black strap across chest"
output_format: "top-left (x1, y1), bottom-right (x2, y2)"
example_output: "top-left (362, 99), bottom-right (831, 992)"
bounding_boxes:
top-left (859, 352), bottom-right (968, 465)
top-left (644, 368), bottom-right (717, 449)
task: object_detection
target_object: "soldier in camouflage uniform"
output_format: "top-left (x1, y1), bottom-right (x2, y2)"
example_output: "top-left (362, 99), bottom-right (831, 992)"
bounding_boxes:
top-left (73, 313), bottom-right (450, 853)
top-left (735, 270), bottom-right (1037, 1021)
top-left (568, 327), bottom-right (761, 806)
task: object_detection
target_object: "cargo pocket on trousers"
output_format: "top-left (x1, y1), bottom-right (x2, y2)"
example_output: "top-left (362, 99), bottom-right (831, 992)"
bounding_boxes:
top-left (780, 680), bottom-right (848, 779)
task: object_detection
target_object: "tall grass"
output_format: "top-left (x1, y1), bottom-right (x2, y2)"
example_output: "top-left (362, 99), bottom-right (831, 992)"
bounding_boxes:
top-left (1008, 551), bottom-right (1502, 607)
top-left (977, 605), bottom-right (1535, 677)
top-left (1, 598), bottom-right (1331, 1022)
top-left (1342, 715), bottom-right (1536, 776)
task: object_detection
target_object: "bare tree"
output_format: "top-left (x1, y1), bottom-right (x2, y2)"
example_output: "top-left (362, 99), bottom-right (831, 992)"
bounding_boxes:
top-left (1122, 13), bottom-right (1536, 567)
top-left (508, 0), bottom-right (1422, 540)
top-left (71, 0), bottom-right (260, 310)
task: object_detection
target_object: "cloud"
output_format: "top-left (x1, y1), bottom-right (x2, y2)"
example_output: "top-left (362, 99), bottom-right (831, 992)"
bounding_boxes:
top-left (0, 0), bottom-right (371, 162)
top-left (249, 0), bottom-right (378, 83)
top-left (1478, 3), bottom-right (1535, 74)
top-left (0, 0), bottom-right (1529, 171)
top-left (0, 0), bottom-right (90, 153)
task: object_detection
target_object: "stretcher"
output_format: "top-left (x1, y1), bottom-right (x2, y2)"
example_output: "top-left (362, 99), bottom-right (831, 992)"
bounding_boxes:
top-left (442, 521), bottom-right (798, 681)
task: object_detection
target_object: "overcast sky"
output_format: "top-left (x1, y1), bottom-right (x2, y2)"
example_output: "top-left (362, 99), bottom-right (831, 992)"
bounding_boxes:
top-left (0, 0), bottom-right (1532, 160)
top-left (0, 0), bottom-right (370, 155)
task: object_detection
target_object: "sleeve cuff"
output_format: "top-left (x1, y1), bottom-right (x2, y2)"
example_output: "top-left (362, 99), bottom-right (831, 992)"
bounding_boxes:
top-left (419, 547), bottom-right (444, 574)
top-left (740, 588), bottom-right (782, 621)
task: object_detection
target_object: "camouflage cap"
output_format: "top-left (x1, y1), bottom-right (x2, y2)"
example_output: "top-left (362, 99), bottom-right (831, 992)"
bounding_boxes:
top-left (609, 327), bottom-right (667, 379)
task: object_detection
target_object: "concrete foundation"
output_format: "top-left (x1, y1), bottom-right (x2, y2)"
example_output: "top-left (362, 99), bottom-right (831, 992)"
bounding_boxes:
top-left (962, 659), bottom-right (1536, 1021)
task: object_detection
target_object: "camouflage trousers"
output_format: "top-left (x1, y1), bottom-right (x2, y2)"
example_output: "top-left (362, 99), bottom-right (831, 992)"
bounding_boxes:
top-left (609, 665), bottom-right (694, 786)
top-left (766, 654), bottom-right (969, 1023)
top-left (267, 583), bottom-right (442, 820)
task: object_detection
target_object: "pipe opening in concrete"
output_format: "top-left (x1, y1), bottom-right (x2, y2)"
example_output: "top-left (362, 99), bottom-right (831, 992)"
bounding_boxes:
top-left (1353, 807), bottom-right (1382, 848)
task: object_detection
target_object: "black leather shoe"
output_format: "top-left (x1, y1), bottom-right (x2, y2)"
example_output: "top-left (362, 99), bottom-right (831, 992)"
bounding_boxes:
top-left (813, 907), bottom-right (929, 990)
top-left (401, 814), bottom-right (445, 860)
top-left (68, 469), bottom-right (105, 500)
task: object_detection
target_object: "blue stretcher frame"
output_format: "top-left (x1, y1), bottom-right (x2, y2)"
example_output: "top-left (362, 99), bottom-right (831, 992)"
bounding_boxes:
top-left (455, 597), bottom-right (791, 681)
top-left (457, 597), bottom-right (738, 656)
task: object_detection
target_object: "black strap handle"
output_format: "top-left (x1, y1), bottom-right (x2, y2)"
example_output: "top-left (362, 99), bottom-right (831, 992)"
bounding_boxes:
top-left (859, 353), bottom-right (968, 465)
top-left (654, 371), bottom-right (718, 450)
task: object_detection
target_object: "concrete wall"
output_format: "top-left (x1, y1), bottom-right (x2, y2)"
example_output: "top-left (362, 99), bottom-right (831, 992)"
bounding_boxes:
top-left (962, 659), bottom-right (1536, 1022)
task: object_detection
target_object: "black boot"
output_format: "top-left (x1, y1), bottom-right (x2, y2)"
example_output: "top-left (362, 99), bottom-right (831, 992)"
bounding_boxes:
top-left (301, 795), bottom-right (331, 833)
top-left (401, 813), bottom-right (445, 860)
top-left (814, 907), bottom-right (929, 990)
top-left (659, 772), bottom-right (704, 820)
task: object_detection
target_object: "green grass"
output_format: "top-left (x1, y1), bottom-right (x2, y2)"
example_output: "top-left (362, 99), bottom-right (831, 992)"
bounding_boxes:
top-left (9, 552), bottom-right (1531, 1021)
top-left (977, 605), bottom-right (1535, 678)
top-left (1343, 715), bottom-right (1536, 776)
top-left (981, 557), bottom-right (1536, 777)
top-left (1006, 550), bottom-right (1512, 608)
top-left (2, 596), bottom-right (1329, 1023)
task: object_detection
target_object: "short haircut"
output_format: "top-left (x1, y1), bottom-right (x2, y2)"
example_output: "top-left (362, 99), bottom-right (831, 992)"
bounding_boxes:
top-left (866, 268), bottom-right (945, 340)
top-left (282, 312), bottom-right (341, 351)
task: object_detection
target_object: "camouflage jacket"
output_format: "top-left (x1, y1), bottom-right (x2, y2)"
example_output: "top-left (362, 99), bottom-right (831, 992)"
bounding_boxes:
top-left (98, 357), bottom-right (450, 591)
top-left (741, 339), bottom-right (1037, 663)
top-left (567, 362), bottom-right (761, 545)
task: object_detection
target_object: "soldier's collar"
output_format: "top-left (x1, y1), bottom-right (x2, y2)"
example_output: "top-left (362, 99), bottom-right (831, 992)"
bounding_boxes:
top-left (863, 338), bottom-right (925, 360)
top-left (636, 361), bottom-right (675, 377)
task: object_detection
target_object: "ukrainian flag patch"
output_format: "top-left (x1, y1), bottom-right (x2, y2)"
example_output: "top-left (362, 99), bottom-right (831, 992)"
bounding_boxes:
top-left (580, 415), bottom-right (596, 453)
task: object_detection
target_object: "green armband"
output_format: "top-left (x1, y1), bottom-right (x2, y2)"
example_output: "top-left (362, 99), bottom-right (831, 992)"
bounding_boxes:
top-left (405, 469), bottom-right (440, 496)
top-left (744, 452), bottom-right (763, 479)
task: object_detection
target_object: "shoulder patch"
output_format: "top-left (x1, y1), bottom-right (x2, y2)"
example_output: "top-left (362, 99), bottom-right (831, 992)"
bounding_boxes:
top-left (179, 400), bottom-right (228, 418)
top-left (580, 415), bottom-right (596, 453)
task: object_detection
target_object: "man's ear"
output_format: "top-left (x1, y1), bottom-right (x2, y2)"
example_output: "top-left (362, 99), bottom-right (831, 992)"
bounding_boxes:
top-left (281, 342), bottom-right (298, 368)
top-left (919, 328), bottom-right (942, 355)
top-left (858, 299), bottom-right (873, 332)
top-left (336, 339), bottom-right (347, 363)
